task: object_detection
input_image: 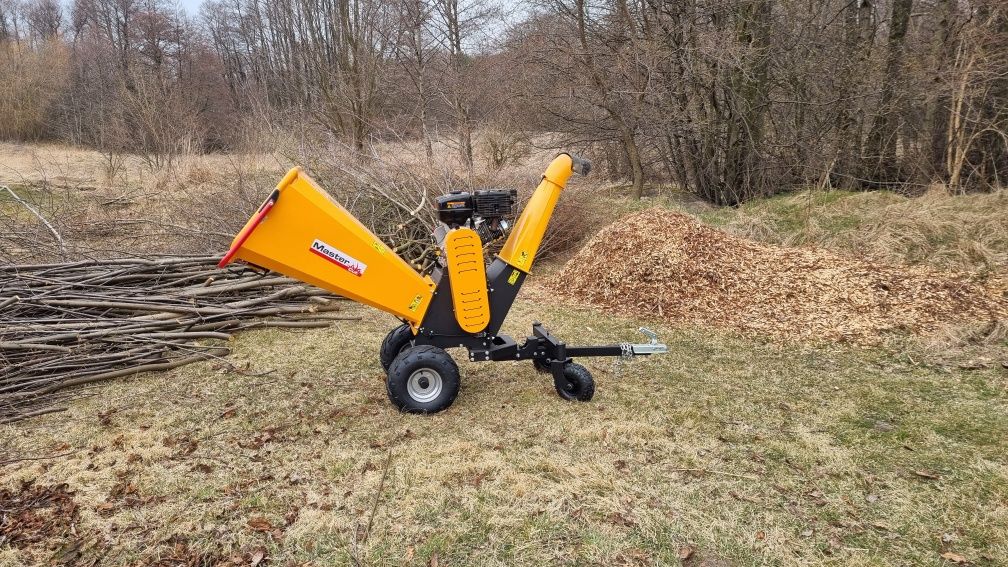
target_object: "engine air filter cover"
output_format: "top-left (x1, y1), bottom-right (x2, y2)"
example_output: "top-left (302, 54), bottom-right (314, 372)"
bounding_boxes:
top-left (436, 191), bottom-right (473, 227)
top-left (472, 189), bottom-right (517, 218)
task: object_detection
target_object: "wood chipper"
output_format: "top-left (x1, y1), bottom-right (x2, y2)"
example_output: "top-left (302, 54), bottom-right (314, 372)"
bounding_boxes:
top-left (218, 153), bottom-right (667, 413)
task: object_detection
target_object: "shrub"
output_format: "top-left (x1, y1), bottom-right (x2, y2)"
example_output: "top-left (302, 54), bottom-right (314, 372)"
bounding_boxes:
top-left (0, 40), bottom-right (69, 140)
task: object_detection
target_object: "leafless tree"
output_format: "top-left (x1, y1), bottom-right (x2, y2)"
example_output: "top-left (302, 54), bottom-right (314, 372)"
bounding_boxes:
top-left (393, 0), bottom-right (437, 160)
top-left (0, 0), bottom-right (1004, 198)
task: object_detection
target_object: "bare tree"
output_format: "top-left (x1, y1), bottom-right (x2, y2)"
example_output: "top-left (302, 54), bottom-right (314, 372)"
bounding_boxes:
top-left (24, 0), bottom-right (62, 45)
top-left (864, 0), bottom-right (913, 182)
top-left (431, 0), bottom-right (498, 172)
top-left (1, 0), bottom-right (1004, 199)
top-left (394, 0), bottom-right (437, 160)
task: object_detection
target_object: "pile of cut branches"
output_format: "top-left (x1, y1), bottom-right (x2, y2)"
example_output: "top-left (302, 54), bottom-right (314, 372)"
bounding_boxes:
top-left (0, 256), bottom-right (351, 424)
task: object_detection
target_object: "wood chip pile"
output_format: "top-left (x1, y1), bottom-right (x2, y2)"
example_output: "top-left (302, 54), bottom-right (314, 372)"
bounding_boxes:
top-left (553, 209), bottom-right (1008, 343)
top-left (1, 257), bottom-right (352, 424)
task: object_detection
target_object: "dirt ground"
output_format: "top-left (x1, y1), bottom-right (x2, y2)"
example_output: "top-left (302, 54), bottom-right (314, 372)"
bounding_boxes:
top-left (2, 286), bottom-right (1006, 566)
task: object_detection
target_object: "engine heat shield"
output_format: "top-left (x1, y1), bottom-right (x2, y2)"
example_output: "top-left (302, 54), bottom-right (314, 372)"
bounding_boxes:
top-left (444, 228), bottom-right (490, 333)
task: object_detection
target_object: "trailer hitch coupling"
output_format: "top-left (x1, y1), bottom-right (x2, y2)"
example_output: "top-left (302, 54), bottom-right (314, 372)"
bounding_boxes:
top-left (624, 327), bottom-right (668, 357)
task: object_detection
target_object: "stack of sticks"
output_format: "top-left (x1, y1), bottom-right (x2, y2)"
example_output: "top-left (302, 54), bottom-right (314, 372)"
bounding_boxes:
top-left (0, 256), bottom-right (352, 424)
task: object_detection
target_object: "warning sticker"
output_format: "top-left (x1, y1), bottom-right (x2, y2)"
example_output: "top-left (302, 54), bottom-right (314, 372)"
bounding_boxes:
top-left (507, 269), bottom-right (520, 285)
top-left (517, 250), bottom-right (528, 267)
top-left (310, 239), bottom-right (367, 276)
top-left (408, 294), bottom-right (423, 312)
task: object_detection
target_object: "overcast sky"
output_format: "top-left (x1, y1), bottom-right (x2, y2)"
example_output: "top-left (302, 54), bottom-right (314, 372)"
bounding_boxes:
top-left (175, 0), bottom-right (202, 15)
top-left (172, 0), bottom-right (529, 19)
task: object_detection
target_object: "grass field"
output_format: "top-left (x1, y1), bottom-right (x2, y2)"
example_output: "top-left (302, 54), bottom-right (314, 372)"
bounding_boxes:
top-left (686, 188), bottom-right (1008, 275)
top-left (2, 144), bottom-right (1006, 565)
top-left (3, 286), bottom-right (1006, 566)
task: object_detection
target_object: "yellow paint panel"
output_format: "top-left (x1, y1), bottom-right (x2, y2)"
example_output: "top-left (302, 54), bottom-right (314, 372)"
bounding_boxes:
top-left (221, 167), bottom-right (434, 323)
top-left (445, 228), bottom-right (490, 334)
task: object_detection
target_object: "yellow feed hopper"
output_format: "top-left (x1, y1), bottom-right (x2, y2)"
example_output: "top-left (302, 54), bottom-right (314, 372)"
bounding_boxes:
top-left (219, 168), bottom-right (434, 324)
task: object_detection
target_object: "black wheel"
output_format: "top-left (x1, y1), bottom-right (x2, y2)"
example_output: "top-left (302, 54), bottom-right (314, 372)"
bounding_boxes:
top-left (386, 345), bottom-right (461, 413)
top-left (555, 362), bottom-right (595, 402)
top-left (380, 323), bottom-right (414, 371)
top-left (532, 358), bottom-right (551, 374)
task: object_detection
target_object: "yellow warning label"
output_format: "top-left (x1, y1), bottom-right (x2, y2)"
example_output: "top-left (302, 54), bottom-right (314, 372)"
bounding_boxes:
top-left (371, 241), bottom-right (385, 255)
top-left (517, 250), bottom-right (528, 267)
top-left (507, 269), bottom-right (520, 285)
top-left (407, 294), bottom-right (422, 312)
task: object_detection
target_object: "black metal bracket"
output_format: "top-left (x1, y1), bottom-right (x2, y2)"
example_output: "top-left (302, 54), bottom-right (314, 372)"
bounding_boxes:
top-left (550, 357), bottom-right (572, 391)
top-left (463, 321), bottom-right (625, 364)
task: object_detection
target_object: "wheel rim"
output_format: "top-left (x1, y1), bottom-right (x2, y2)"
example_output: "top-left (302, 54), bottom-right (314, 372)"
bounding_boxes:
top-left (406, 368), bottom-right (443, 403)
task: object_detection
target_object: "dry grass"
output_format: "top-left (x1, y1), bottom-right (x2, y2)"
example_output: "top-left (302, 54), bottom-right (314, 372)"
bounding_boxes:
top-left (0, 139), bottom-right (600, 264)
top-left (0, 142), bottom-right (282, 189)
top-left (699, 188), bottom-right (1008, 275)
top-left (0, 142), bottom-right (292, 262)
top-left (2, 145), bottom-right (1006, 565)
top-left (0, 142), bottom-right (120, 187)
top-left (2, 289), bottom-right (1006, 566)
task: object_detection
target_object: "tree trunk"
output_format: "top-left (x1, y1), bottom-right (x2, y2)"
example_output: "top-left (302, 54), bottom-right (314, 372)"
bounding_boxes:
top-left (720, 0), bottom-right (771, 204)
top-left (833, 0), bottom-right (874, 189)
top-left (457, 108), bottom-right (473, 171)
top-left (922, 0), bottom-right (956, 178)
top-left (946, 46), bottom-right (975, 193)
top-left (864, 0), bottom-right (913, 183)
top-left (622, 129), bottom-right (644, 199)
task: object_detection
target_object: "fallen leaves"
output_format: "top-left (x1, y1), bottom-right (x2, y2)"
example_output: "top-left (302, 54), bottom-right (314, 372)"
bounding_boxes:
top-left (163, 434), bottom-right (199, 457)
top-left (97, 408), bottom-right (118, 427)
top-left (604, 511), bottom-right (637, 528)
top-left (940, 551), bottom-right (968, 564)
top-left (246, 516), bottom-right (273, 533)
top-left (238, 426), bottom-right (283, 449)
top-left (0, 481), bottom-right (78, 547)
top-left (149, 535), bottom-right (231, 566)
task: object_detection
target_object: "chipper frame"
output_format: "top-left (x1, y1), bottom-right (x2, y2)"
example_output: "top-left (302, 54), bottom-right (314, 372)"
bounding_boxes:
top-left (218, 153), bottom-right (666, 413)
